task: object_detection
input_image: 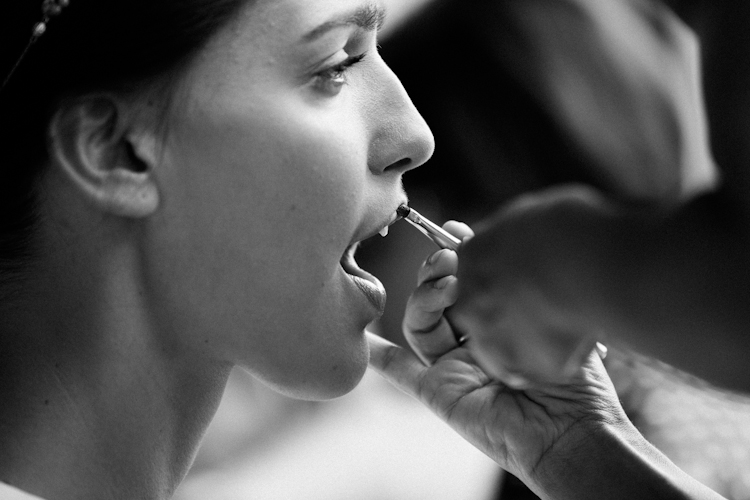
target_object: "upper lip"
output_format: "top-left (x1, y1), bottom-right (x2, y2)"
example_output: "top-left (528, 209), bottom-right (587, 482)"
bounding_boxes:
top-left (348, 202), bottom-right (406, 247)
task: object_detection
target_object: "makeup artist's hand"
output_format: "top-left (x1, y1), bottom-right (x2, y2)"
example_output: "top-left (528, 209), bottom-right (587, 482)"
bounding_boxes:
top-left (367, 218), bottom-right (628, 492)
top-left (399, 207), bottom-right (604, 388)
top-left (369, 333), bottom-right (728, 499)
top-left (368, 218), bottom-right (726, 499)
top-left (458, 186), bottom-right (610, 384)
top-left (401, 220), bottom-right (473, 366)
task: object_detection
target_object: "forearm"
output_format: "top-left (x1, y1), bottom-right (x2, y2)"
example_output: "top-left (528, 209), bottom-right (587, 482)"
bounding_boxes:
top-left (529, 419), bottom-right (726, 500)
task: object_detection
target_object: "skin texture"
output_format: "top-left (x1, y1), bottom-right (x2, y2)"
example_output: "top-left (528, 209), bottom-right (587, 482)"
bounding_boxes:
top-left (140, 0), bottom-right (433, 399)
top-left (0, 1), bottom-right (434, 499)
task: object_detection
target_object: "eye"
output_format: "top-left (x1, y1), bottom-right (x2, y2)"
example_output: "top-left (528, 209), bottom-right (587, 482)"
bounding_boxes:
top-left (313, 53), bottom-right (367, 95)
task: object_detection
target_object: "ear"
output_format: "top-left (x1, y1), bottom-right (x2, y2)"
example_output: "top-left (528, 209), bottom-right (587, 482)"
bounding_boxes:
top-left (48, 95), bottom-right (161, 218)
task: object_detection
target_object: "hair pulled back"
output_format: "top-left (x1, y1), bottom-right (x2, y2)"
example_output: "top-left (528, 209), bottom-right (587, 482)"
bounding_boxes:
top-left (0, 0), bottom-right (248, 279)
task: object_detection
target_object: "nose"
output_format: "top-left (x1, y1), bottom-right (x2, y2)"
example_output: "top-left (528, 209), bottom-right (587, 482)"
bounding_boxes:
top-left (367, 63), bottom-right (435, 176)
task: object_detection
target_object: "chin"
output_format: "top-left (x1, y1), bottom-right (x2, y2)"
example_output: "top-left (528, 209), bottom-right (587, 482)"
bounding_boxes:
top-left (257, 337), bottom-right (371, 401)
top-left (301, 362), bottom-right (369, 401)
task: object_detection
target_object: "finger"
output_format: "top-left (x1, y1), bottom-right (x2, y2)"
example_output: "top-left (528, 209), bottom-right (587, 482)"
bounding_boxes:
top-left (417, 249), bottom-right (459, 286)
top-left (366, 331), bottom-right (426, 399)
top-left (405, 317), bottom-right (463, 365)
top-left (595, 342), bottom-right (608, 360)
top-left (403, 277), bottom-right (462, 365)
top-left (403, 275), bottom-right (459, 335)
top-left (442, 220), bottom-right (475, 243)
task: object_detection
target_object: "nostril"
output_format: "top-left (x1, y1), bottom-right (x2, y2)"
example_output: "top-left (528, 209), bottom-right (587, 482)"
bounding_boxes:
top-left (384, 157), bottom-right (412, 173)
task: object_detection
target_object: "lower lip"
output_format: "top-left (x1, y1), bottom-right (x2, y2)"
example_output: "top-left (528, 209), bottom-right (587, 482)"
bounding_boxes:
top-left (347, 272), bottom-right (387, 315)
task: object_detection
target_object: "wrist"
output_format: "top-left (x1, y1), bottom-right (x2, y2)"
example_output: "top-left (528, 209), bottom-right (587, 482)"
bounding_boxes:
top-left (527, 417), bottom-right (724, 500)
top-left (525, 414), bottom-right (629, 497)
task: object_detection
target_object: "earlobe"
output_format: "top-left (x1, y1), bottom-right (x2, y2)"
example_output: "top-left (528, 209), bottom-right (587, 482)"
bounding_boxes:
top-left (48, 95), bottom-right (160, 218)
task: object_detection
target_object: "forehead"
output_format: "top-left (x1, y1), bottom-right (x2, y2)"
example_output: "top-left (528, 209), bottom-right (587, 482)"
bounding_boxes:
top-left (230, 0), bottom-right (385, 44)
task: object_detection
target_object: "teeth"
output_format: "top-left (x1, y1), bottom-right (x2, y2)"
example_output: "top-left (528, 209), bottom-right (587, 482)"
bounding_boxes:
top-left (379, 225), bottom-right (389, 237)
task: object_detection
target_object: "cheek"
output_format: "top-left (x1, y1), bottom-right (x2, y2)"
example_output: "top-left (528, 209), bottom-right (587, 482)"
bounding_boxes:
top-left (173, 95), bottom-right (366, 230)
top-left (150, 97), bottom-right (369, 347)
top-left (235, 100), bottom-right (370, 250)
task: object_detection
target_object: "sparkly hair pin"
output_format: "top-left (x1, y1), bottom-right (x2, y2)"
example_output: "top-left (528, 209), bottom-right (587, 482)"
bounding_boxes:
top-left (1, 0), bottom-right (71, 92)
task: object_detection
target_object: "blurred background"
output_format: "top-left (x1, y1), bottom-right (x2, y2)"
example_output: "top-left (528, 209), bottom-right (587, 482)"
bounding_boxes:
top-left (175, 0), bottom-right (750, 498)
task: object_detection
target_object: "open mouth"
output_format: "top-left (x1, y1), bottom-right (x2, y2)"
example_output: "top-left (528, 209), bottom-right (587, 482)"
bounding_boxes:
top-left (340, 242), bottom-right (378, 283)
top-left (339, 221), bottom-right (393, 314)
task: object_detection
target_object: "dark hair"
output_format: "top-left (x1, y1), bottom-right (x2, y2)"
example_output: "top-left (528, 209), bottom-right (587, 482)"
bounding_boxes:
top-left (0, 0), bottom-right (248, 280)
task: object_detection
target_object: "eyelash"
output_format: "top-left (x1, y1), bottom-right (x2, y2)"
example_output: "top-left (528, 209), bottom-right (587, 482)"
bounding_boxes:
top-left (314, 53), bottom-right (367, 94)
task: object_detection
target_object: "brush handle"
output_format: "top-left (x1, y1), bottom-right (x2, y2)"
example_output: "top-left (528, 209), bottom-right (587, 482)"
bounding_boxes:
top-left (401, 207), bottom-right (462, 251)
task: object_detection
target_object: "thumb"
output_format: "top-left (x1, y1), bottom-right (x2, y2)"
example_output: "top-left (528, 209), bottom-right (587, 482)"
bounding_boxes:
top-left (366, 331), bottom-right (427, 400)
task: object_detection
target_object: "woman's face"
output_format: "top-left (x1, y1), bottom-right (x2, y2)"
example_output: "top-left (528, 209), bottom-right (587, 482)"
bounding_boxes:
top-left (146, 0), bottom-right (434, 398)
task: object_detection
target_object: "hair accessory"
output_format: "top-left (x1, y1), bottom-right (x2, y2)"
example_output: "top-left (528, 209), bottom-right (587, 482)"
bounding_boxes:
top-left (1, 0), bottom-right (71, 92)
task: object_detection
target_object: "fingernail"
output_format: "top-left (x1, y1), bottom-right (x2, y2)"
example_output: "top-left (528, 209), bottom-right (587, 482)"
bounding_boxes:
top-left (427, 251), bottom-right (439, 266)
top-left (434, 276), bottom-right (452, 289)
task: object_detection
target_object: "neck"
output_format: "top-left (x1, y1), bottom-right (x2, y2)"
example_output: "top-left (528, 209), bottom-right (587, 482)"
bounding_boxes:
top-left (0, 239), bottom-right (231, 500)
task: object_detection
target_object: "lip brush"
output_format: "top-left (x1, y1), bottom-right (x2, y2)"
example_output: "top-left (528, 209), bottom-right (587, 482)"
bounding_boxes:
top-left (396, 205), bottom-right (462, 252)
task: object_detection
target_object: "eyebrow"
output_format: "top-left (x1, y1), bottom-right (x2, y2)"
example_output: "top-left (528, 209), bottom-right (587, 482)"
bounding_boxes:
top-left (302, 3), bottom-right (387, 43)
